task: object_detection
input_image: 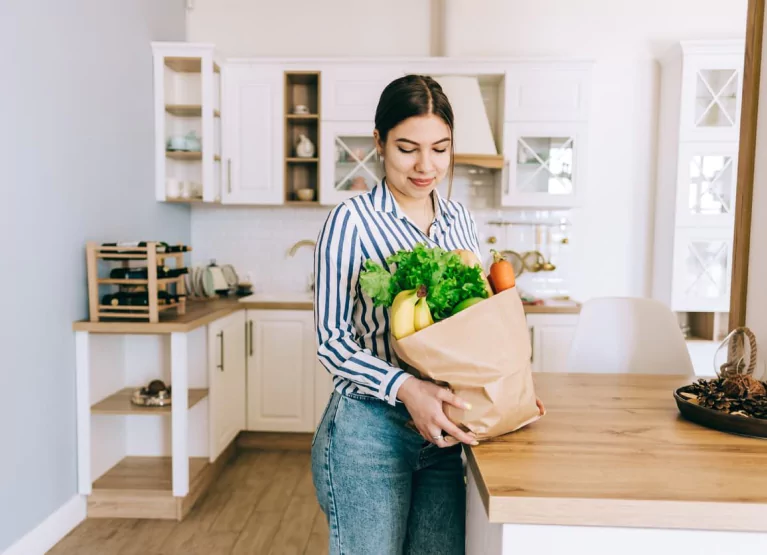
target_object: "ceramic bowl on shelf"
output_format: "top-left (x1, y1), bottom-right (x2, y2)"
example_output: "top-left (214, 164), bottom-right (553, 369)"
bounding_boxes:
top-left (296, 188), bottom-right (315, 201)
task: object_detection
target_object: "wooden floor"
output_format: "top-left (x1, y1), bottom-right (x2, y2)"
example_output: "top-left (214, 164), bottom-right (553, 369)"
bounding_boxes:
top-left (48, 449), bottom-right (328, 555)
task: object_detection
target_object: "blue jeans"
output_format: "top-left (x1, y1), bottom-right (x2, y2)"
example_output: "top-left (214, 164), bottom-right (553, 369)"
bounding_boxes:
top-left (312, 391), bottom-right (466, 555)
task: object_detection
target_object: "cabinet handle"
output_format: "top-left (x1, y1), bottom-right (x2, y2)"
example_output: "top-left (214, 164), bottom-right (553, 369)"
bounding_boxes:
top-left (529, 326), bottom-right (535, 363)
top-left (248, 320), bottom-right (253, 356)
top-left (217, 331), bottom-right (224, 372)
top-left (227, 159), bottom-right (232, 193)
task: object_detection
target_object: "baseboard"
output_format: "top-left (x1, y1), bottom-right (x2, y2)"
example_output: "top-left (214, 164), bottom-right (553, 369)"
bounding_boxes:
top-left (2, 495), bottom-right (86, 555)
top-left (236, 431), bottom-right (312, 452)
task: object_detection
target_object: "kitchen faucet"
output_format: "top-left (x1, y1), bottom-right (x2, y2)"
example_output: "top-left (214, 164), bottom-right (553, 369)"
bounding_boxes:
top-left (287, 239), bottom-right (316, 292)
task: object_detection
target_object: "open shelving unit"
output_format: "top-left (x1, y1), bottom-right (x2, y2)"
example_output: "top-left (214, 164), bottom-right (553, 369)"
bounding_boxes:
top-left (152, 43), bottom-right (222, 203)
top-left (284, 71), bottom-right (321, 205)
top-left (76, 318), bottom-right (230, 520)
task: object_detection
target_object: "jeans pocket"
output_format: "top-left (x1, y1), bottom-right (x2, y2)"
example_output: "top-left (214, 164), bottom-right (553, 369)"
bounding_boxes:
top-left (312, 391), bottom-right (339, 448)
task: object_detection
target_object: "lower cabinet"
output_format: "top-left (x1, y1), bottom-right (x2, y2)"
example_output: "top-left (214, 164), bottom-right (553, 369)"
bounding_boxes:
top-left (208, 310), bottom-right (247, 460)
top-left (526, 313), bottom-right (580, 373)
top-left (245, 309), bottom-right (331, 433)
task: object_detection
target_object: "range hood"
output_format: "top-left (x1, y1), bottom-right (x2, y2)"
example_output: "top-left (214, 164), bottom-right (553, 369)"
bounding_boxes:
top-left (432, 75), bottom-right (504, 170)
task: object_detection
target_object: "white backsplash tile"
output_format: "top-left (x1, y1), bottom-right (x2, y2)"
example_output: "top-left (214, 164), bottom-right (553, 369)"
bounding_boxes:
top-left (191, 170), bottom-right (575, 299)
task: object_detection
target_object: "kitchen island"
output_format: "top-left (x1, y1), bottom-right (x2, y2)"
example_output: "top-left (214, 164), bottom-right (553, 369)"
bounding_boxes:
top-left (465, 373), bottom-right (767, 554)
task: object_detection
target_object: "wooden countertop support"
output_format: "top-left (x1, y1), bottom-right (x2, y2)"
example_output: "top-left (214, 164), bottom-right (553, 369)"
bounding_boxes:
top-left (466, 373), bottom-right (767, 532)
top-left (73, 298), bottom-right (580, 334)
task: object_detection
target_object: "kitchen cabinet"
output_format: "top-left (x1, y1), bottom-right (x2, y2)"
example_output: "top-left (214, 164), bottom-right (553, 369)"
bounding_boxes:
top-left (208, 311), bottom-right (247, 461)
top-left (499, 121), bottom-right (587, 208)
top-left (152, 42), bottom-right (223, 203)
top-left (504, 64), bottom-right (592, 123)
top-left (678, 49), bottom-right (744, 143)
top-left (652, 40), bottom-right (744, 318)
top-left (220, 64), bottom-right (284, 205)
top-left (671, 228), bottom-right (733, 313)
top-left (245, 309), bottom-right (317, 432)
top-left (320, 121), bottom-right (385, 205)
top-left (526, 313), bottom-right (579, 373)
top-left (321, 65), bottom-right (403, 122)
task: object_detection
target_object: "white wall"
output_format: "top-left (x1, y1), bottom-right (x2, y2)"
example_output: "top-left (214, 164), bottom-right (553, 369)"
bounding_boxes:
top-left (186, 0), bottom-right (747, 302)
top-left (0, 1), bottom-right (188, 551)
top-left (186, 0), bottom-right (433, 58)
top-left (746, 21), bottom-right (767, 380)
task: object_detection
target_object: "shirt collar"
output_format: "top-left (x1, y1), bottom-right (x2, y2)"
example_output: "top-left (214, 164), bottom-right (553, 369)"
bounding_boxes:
top-left (372, 178), bottom-right (454, 227)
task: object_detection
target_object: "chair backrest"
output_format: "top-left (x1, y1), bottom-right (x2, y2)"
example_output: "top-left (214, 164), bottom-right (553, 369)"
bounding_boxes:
top-left (566, 297), bottom-right (695, 376)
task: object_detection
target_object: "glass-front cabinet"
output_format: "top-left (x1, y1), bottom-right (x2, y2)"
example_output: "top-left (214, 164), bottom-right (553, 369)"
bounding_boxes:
top-left (500, 122), bottom-right (586, 208)
top-left (320, 121), bottom-right (383, 206)
top-left (675, 143), bottom-right (738, 228)
top-left (680, 55), bottom-right (743, 142)
top-left (671, 228), bottom-right (733, 313)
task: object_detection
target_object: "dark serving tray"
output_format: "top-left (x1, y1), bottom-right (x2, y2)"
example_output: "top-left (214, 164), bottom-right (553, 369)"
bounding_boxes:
top-left (674, 385), bottom-right (767, 439)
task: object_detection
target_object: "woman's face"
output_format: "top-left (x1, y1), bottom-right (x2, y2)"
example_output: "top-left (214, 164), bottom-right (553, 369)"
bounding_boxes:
top-left (376, 114), bottom-right (452, 201)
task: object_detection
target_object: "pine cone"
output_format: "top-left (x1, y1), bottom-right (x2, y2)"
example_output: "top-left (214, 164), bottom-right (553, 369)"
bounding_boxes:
top-left (721, 375), bottom-right (766, 399)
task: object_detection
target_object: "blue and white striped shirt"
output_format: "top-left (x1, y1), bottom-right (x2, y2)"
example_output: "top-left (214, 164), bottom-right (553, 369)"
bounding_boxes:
top-left (313, 179), bottom-right (482, 406)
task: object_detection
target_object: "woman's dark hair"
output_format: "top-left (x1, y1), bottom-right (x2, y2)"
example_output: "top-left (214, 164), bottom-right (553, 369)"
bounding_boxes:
top-left (374, 75), bottom-right (455, 197)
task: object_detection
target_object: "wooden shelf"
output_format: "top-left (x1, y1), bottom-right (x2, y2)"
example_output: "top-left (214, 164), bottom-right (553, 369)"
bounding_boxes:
top-left (454, 153), bottom-right (505, 169)
top-left (285, 200), bottom-right (320, 206)
top-left (91, 387), bottom-right (208, 415)
top-left (286, 114), bottom-right (319, 120)
top-left (165, 104), bottom-right (221, 118)
top-left (286, 157), bottom-right (318, 163)
top-left (164, 58), bottom-right (221, 74)
top-left (88, 455), bottom-right (211, 520)
top-left (165, 196), bottom-right (205, 203)
top-left (166, 152), bottom-right (221, 162)
top-left (98, 276), bottom-right (184, 286)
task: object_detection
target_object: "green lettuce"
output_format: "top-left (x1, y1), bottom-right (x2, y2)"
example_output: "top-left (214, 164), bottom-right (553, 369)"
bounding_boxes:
top-left (359, 243), bottom-right (489, 321)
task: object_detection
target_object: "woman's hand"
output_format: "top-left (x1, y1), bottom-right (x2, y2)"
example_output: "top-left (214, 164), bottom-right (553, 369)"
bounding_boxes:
top-left (536, 397), bottom-right (546, 415)
top-left (397, 377), bottom-right (478, 447)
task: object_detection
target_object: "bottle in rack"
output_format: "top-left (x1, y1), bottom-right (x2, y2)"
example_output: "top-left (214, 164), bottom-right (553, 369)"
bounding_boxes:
top-left (101, 291), bottom-right (186, 307)
top-left (109, 266), bottom-right (189, 279)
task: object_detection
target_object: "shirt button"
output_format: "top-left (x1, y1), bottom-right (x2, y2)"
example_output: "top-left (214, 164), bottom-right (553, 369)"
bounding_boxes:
top-left (384, 395), bottom-right (390, 401)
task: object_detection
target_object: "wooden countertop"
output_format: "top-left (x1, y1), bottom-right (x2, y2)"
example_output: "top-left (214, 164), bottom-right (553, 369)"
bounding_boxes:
top-left (465, 373), bottom-right (767, 532)
top-left (73, 297), bottom-right (579, 334)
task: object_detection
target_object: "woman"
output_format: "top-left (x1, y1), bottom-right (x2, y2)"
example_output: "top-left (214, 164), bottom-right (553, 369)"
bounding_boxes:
top-left (312, 75), bottom-right (480, 555)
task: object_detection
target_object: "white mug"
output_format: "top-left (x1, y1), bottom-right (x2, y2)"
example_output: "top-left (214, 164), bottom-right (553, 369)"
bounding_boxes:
top-left (166, 178), bottom-right (181, 198)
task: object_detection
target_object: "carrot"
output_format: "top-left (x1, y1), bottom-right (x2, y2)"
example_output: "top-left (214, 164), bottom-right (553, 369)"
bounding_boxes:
top-left (489, 250), bottom-right (516, 293)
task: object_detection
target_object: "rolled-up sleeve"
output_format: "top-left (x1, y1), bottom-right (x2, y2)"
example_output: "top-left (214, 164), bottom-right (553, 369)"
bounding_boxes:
top-left (314, 204), bottom-right (411, 406)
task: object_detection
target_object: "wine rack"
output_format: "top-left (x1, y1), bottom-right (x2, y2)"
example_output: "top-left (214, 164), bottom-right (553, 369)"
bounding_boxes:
top-left (86, 241), bottom-right (191, 323)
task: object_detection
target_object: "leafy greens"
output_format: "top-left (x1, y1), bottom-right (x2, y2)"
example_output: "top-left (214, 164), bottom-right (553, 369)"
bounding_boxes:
top-left (359, 243), bottom-right (489, 321)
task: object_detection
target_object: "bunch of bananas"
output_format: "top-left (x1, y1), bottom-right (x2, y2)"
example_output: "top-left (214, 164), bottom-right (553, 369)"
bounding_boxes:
top-left (391, 287), bottom-right (433, 340)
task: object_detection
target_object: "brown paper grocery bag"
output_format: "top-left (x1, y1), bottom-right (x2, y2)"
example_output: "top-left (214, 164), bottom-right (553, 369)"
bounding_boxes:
top-left (393, 287), bottom-right (542, 440)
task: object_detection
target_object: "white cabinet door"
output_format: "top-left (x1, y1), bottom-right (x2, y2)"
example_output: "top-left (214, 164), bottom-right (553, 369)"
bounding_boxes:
top-left (671, 228), bottom-right (733, 313)
top-left (505, 65), bottom-right (592, 122)
top-left (500, 122), bottom-right (586, 208)
top-left (527, 314), bottom-right (579, 373)
top-left (321, 66), bottom-right (403, 122)
top-left (675, 142), bottom-right (739, 229)
top-left (221, 64), bottom-right (283, 205)
top-left (680, 54), bottom-right (744, 143)
top-left (246, 310), bottom-right (316, 432)
top-left (320, 121), bottom-right (384, 206)
top-left (209, 311), bottom-right (247, 460)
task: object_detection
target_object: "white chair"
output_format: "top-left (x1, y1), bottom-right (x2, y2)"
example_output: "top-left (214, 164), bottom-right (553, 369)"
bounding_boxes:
top-left (566, 297), bottom-right (695, 376)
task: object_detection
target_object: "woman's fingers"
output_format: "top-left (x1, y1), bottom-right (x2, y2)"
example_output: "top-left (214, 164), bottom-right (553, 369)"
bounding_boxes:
top-left (436, 387), bottom-right (471, 410)
top-left (437, 416), bottom-right (478, 446)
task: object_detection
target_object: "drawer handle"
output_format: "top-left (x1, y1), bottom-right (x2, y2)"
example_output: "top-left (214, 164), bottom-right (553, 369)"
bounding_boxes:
top-left (217, 331), bottom-right (224, 371)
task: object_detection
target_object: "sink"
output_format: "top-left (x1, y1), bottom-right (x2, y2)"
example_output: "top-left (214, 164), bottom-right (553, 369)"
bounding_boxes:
top-left (238, 291), bottom-right (314, 304)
